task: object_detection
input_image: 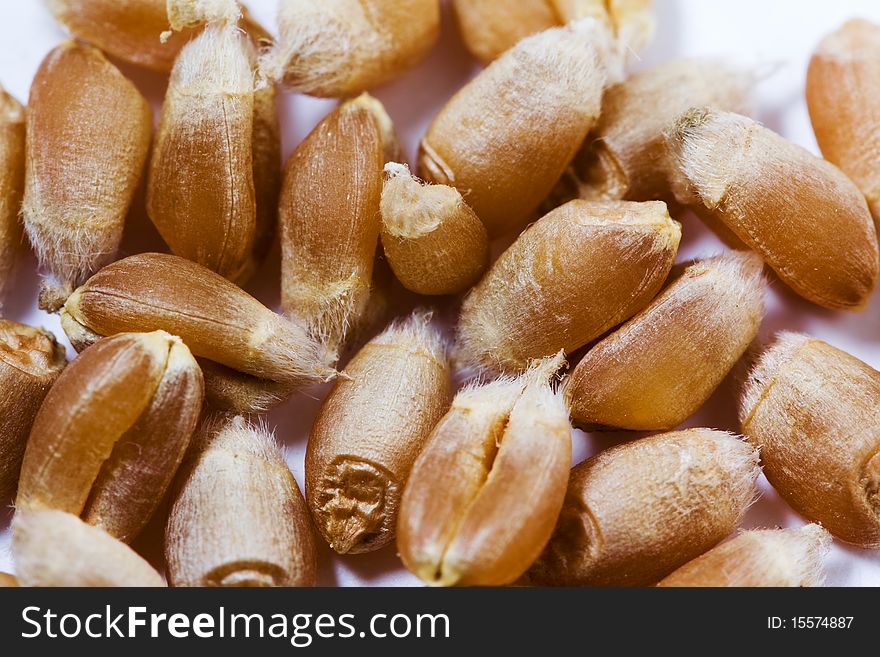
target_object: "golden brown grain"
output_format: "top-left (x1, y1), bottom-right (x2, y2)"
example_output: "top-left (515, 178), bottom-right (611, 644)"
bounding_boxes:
top-left (398, 353), bottom-right (570, 586)
top-left (380, 162), bottom-right (489, 296)
top-left (13, 509), bottom-right (165, 587)
top-left (0, 320), bottom-right (66, 497)
top-left (667, 107), bottom-right (879, 310)
top-left (306, 312), bottom-right (452, 554)
top-left (455, 200), bottom-right (680, 374)
top-left (60, 253), bottom-right (335, 392)
top-left (17, 331), bottom-right (203, 543)
top-left (147, 23), bottom-right (258, 282)
top-left (280, 94), bottom-right (395, 356)
top-left (0, 572), bottom-right (16, 587)
top-left (740, 333), bottom-right (880, 547)
top-left (0, 86), bottom-right (25, 309)
top-left (453, 0), bottom-right (653, 64)
top-left (419, 20), bottom-right (621, 237)
top-left (529, 429), bottom-right (759, 586)
top-left (657, 525), bottom-right (830, 587)
top-left (451, 0), bottom-right (558, 63)
top-left (166, 415), bottom-right (317, 587)
top-left (262, 0), bottom-right (440, 97)
top-left (569, 251), bottom-right (764, 431)
top-left (23, 41), bottom-right (151, 312)
top-left (807, 19), bottom-right (880, 227)
top-left (134, 4), bottom-right (275, 282)
top-left (46, 0), bottom-right (268, 73)
top-left (47, 0), bottom-right (200, 72)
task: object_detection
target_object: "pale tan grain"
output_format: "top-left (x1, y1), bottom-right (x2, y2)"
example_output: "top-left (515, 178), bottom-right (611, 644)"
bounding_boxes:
top-left (167, 415), bottom-right (317, 587)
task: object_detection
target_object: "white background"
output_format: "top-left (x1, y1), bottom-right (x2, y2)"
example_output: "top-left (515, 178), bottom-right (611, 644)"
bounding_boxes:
top-left (1, 0), bottom-right (880, 586)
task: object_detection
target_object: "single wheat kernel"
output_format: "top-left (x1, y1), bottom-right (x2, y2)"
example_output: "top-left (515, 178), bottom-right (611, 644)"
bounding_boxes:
top-left (398, 353), bottom-right (570, 586)
top-left (147, 22), bottom-right (258, 282)
top-left (306, 312), bottom-right (452, 554)
top-left (280, 94), bottom-right (397, 357)
top-left (419, 20), bottom-right (622, 237)
top-left (740, 333), bottom-right (880, 547)
top-left (166, 415), bottom-right (317, 587)
top-left (23, 41), bottom-right (152, 312)
top-left (666, 107), bottom-right (880, 310)
top-left (380, 163), bottom-right (489, 296)
top-left (529, 429), bottom-right (759, 586)
top-left (569, 251), bottom-right (764, 431)
top-left (17, 331), bottom-right (203, 543)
